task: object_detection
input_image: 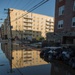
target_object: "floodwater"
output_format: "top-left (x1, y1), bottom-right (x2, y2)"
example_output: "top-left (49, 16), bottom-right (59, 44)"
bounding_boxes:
top-left (0, 42), bottom-right (75, 75)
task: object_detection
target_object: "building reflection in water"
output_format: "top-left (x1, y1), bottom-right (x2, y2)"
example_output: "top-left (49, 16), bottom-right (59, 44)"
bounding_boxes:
top-left (1, 43), bottom-right (48, 68)
top-left (1, 43), bottom-right (75, 75)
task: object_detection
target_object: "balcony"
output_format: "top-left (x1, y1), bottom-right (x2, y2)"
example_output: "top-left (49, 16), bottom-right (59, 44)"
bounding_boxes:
top-left (23, 21), bottom-right (32, 24)
top-left (24, 24), bottom-right (32, 27)
top-left (23, 16), bottom-right (32, 19)
top-left (24, 25), bottom-right (32, 28)
top-left (23, 26), bottom-right (32, 30)
top-left (46, 22), bottom-right (50, 25)
top-left (46, 19), bottom-right (50, 22)
top-left (23, 60), bottom-right (32, 62)
top-left (23, 27), bottom-right (32, 31)
top-left (46, 24), bottom-right (50, 26)
top-left (23, 27), bottom-right (32, 30)
top-left (24, 53), bottom-right (32, 55)
top-left (46, 27), bottom-right (49, 29)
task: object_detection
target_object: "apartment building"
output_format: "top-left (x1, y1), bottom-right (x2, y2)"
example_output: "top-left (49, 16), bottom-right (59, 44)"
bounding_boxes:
top-left (46, 0), bottom-right (75, 45)
top-left (54, 0), bottom-right (75, 44)
top-left (4, 8), bottom-right (54, 41)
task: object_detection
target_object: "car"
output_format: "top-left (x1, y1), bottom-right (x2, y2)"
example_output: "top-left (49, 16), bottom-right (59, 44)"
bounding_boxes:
top-left (40, 47), bottom-right (59, 58)
top-left (61, 48), bottom-right (75, 63)
top-left (40, 47), bottom-right (62, 61)
top-left (47, 47), bottom-right (62, 61)
top-left (40, 47), bottom-right (51, 58)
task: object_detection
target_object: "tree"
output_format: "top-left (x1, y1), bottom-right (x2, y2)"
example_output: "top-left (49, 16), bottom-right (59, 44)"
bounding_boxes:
top-left (36, 36), bottom-right (45, 41)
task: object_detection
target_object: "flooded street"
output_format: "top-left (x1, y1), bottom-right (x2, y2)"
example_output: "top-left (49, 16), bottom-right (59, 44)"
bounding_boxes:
top-left (0, 43), bottom-right (75, 75)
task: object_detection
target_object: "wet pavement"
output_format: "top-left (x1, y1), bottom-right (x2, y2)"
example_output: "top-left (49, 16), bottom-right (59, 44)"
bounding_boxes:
top-left (0, 43), bottom-right (75, 75)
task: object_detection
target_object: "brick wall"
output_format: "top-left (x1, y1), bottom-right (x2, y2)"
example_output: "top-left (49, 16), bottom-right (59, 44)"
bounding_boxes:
top-left (54, 0), bottom-right (75, 33)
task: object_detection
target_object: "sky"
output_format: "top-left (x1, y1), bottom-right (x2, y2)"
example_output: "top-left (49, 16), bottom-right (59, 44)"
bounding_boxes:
top-left (0, 0), bottom-right (55, 26)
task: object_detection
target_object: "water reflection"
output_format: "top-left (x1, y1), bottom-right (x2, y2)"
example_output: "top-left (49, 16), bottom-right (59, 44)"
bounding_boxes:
top-left (1, 43), bottom-right (50, 75)
top-left (1, 43), bottom-right (75, 75)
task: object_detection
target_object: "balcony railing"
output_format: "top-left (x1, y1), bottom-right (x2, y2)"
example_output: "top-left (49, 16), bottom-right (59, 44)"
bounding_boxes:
top-left (23, 21), bottom-right (32, 23)
top-left (24, 26), bottom-right (32, 28)
top-left (23, 17), bottom-right (32, 20)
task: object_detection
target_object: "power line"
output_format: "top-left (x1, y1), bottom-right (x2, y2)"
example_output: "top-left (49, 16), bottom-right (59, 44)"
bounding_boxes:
top-left (28, 0), bottom-right (49, 12)
top-left (10, 0), bottom-right (40, 22)
top-left (12, 0), bottom-right (35, 15)
top-left (14, 0), bottom-right (22, 8)
top-left (21, 0), bottom-right (36, 10)
top-left (11, 0), bottom-right (49, 22)
top-left (10, 0), bottom-right (37, 22)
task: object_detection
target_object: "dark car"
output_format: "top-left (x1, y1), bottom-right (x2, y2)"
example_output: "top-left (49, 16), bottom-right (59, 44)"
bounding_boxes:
top-left (61, 48), bottom-right (75, 63)
top-left (47, 47), bottom-right (62, 61)
top-left (40, 47), bottom-right (51, 58)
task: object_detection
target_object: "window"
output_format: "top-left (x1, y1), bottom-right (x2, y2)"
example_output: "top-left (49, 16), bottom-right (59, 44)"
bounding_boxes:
top-left (37, 35), bottom-right (38, 37)
top-left (72, 17), bottom-right (75, 27)
top-left (73, 1), bottom-right (75, 11)
top-left (59, 5), bottom-right (64, 16)
top-left (58, 20), bottom-right (63, 29)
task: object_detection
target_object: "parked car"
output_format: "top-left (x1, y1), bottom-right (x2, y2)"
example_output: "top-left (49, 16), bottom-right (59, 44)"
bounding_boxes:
top-left (47, 47), bottom-right (62, 61)
top-left (40, 47), bottom-right (62, 61)
top-left (61, 48), bottom-right (75, 63)
top-left (40, 47), bottom-right (51, 58)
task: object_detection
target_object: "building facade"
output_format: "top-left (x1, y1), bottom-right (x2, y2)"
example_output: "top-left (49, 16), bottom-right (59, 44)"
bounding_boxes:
top-left (4, 8), bottom-right (54, 41)
top-left (55, 0), bottom-right (75, 33)
top-left (54, 0), bottom-right (75, 44)
top-left (46, 0), bottom-right (75, 45)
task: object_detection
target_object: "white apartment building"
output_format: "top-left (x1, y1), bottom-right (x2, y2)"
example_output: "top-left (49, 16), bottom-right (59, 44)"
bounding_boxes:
top-left (4, 8), bottom-right (54, 40)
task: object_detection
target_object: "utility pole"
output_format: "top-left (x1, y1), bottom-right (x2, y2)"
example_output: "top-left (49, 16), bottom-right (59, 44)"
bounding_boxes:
top-left (4, 8), bottom-right (13, 73)
top-left (0, 19), bottom-right (3, 40)
top-left (8, 8), bottom-right (12, 41)
top-left (8, 8), bottom-right (13, 73)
